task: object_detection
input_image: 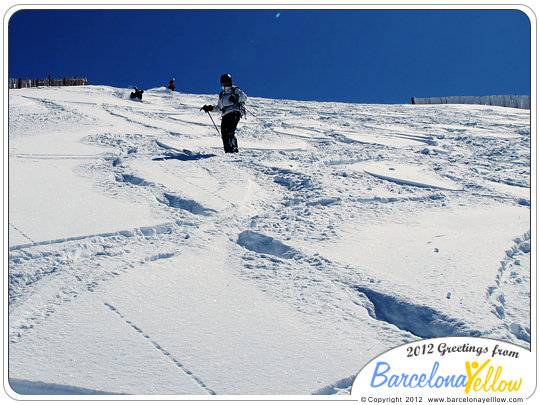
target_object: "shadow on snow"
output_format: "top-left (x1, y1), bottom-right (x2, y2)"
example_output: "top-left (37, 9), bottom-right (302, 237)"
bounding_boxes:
top-left (153, 153), bottom-right (216, 162)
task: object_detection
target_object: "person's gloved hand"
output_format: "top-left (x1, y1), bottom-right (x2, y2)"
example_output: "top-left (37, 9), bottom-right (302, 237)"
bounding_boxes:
top-left (200, 105), bottom-right (213, 112)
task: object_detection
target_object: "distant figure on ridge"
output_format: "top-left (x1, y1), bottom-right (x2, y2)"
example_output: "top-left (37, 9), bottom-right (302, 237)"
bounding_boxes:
top-left (200, 74), bottom-right (247, 153)
top-left (130, 86), bottom-right (144, 100)
top-left (168, 78), bottom-right (175, 91)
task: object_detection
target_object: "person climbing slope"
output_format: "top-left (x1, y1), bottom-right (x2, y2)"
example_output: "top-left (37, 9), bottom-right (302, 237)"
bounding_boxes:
top-left (200, 74), bottom-right (247, 153)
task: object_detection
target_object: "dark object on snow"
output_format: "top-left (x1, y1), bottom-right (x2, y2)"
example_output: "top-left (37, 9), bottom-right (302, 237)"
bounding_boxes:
top-left (220, 111), bottom-right (241, 153)
top-left (168, 79), bottom-right (175, 91)
top-left (200, 73), bottom-right (247, 153)
top-left (130, 87), bottom-right (144, 100)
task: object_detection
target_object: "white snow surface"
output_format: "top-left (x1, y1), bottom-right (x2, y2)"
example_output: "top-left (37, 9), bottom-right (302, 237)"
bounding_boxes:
top-left (7, 85), bottom-right (531, 396)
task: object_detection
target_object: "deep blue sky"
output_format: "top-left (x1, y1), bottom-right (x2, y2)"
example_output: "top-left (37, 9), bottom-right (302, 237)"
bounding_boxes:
top-left (8, 8), bottom-right (531, 104)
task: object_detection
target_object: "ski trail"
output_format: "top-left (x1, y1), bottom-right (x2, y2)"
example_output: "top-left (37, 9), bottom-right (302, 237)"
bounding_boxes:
top-left (9, 86), bottom-right (531, 393)
top-left (486, 231), bottom-right (531, 343)
top-left (11, 153), bottom-right (117, 160)
top-left (8, 221), bottom-right (184, 251)
top-left (8, 224), bottom-right (195, 342)
top-left (9, 223), bottom-right (34, 244)
top-left (103, 303), bottom-right (217, 395)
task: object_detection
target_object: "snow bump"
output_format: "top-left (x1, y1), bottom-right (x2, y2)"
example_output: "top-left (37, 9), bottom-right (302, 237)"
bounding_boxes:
top-left (159, 193), bottom-right (217, 216)
top-left (237, 231), bottom-right (302, 260)
top-left (355, 286), bottom-right (481, 339)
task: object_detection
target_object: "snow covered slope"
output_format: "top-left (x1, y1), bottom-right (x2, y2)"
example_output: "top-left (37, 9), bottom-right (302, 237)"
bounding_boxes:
top-left (7, 85), bottom-right (531, 395)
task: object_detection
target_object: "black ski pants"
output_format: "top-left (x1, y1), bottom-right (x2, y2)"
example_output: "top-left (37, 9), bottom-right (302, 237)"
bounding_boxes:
top-left (221, 111), bottom-right (241, 153)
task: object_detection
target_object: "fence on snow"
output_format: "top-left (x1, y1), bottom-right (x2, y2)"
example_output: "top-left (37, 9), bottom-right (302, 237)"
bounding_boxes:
top-left (9, 76), bottom-right (88, 89)
top-left (411, 94), bottom-right (530, 109)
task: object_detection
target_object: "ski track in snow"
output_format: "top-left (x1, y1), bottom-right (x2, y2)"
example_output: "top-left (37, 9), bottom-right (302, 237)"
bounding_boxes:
top-left (8, 86), bottom-right (531, 395)
top-left (103, 302), bottom-right (217, 395)
top-left (487, 231), bottom-right (531, 343)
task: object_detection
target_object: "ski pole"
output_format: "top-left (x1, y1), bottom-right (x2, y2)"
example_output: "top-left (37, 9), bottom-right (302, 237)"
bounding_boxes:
top-left (205, 111), bottom-right (221, 136)
top-left (244, 107), bottom-right (284, 138)
top-left (242, 106), bottom-right (273, 130)
top-left (243, 106), bottom-right (258, 119)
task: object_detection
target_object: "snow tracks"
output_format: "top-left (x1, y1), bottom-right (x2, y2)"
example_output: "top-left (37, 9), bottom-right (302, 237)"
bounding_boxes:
top-left (8, 87), bottom-right (531, 395)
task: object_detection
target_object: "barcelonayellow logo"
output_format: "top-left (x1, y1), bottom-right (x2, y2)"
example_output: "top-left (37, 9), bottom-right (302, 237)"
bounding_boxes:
top-left (351, 337), bottom-right (533, 399)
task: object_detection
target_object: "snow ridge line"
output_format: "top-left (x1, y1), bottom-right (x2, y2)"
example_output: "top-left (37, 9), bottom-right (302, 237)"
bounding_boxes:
top-left (8, 221), bottom-right (186, 251)
top-left (103, 106), bottom-right (167, 133)
top-left (9, 378), bottom-right (124, 395)
top-left (11, 152), bottom-right (117, 160)
top-left (103, 303), bottom-right (217, 395)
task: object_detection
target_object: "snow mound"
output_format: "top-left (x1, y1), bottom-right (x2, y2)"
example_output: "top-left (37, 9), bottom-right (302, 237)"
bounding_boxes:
top-left (356, 162), bottom-right (463, 190)
top-left (237, 230), bottom-right (302, 259)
